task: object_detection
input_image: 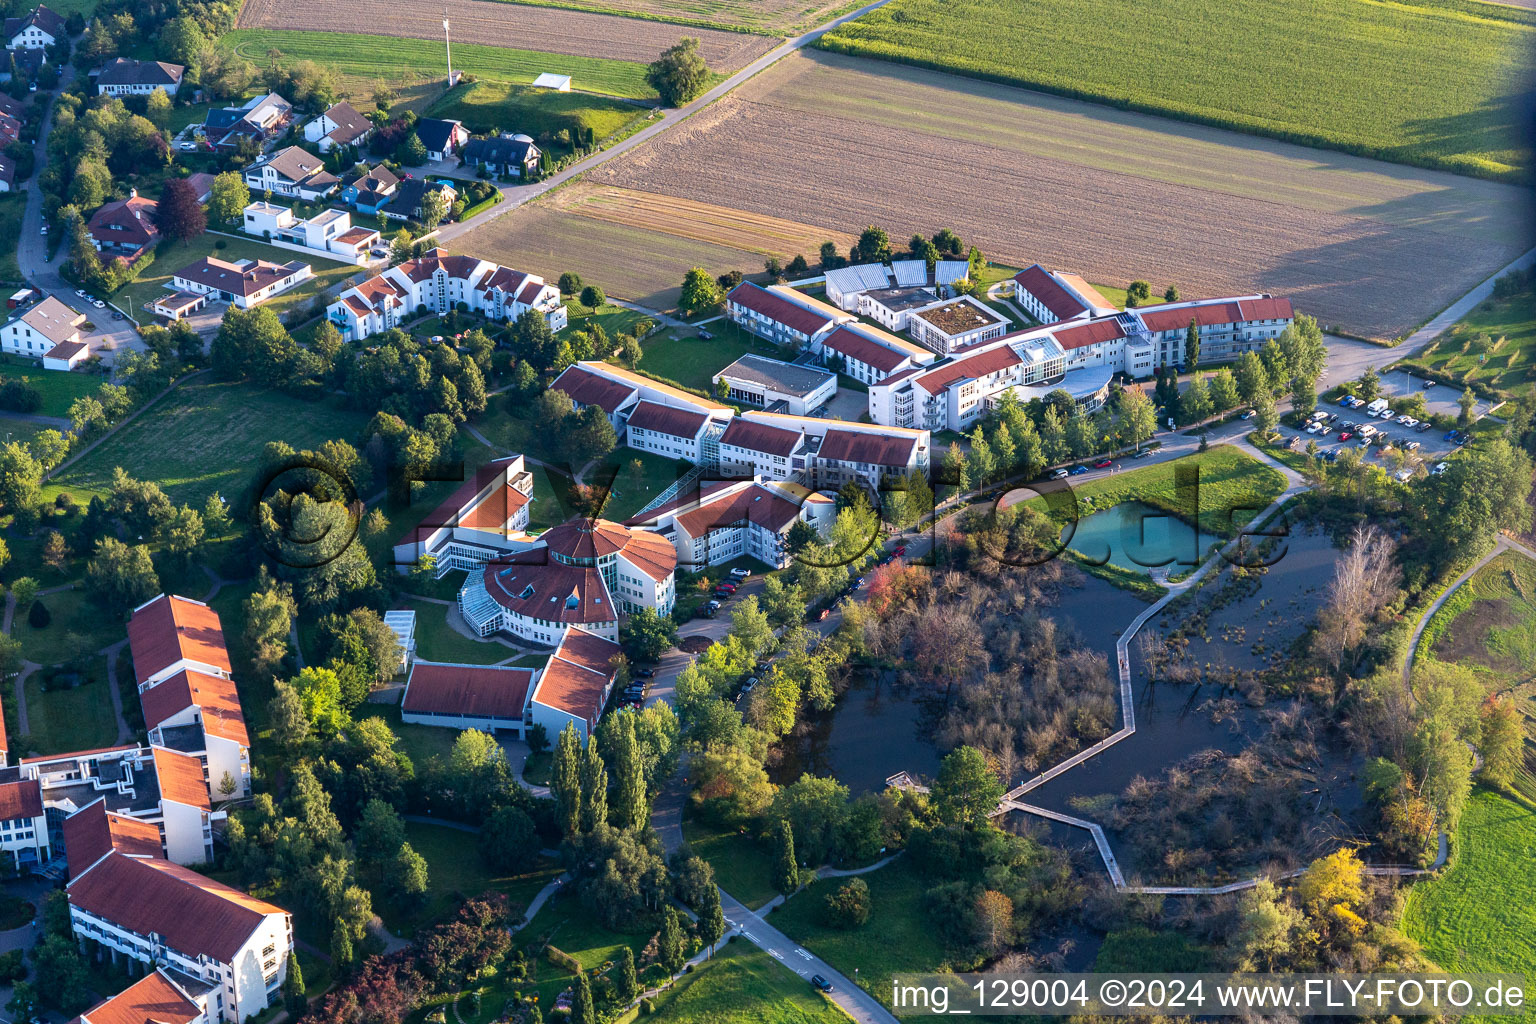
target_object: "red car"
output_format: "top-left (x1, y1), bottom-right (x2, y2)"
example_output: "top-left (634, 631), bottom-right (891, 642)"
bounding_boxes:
top-left (716, 581), bottom-right (737, 593)
top-left (893, 546), bottom-right (906, 557)
top-left (1338, 431), bottom-right (1353, 442)
top-left (1094, 459), bottom-right (1113, 469)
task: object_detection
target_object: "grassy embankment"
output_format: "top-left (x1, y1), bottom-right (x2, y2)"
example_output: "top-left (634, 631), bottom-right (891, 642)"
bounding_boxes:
top-left (817, 0), bottom-right (1534, 181)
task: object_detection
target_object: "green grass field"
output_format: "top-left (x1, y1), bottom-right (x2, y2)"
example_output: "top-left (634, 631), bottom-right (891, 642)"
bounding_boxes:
top-left (1403, 790), bottom-right (1536, 986)
top-left (643, 943), bottom-right (849, 1024)
top-left (1402, 288), bottom-right (1536, 398)
top-left (770, 857), bottom-right (951, 1007)
top-left (1032, 446), bottom-right (1289, 540)
top-left (14, 587), bottom-right (124, 667)
top-left (22, 667), bottom-right (120, 756)
top-left (682, 818), bottom-right (778, 909)
top-left (402, 594), bottom-right (527, 665)
top-left (356, 702), bottom-right (461, 768)
top-left (0, 194), bottom-right (25, 282)
top-left (0, 354), bottom-right (108, 419)
top-left (51, 380), bottom-right (373, 508)
top-left (1420, 550), bottom-right (1536, 689)
top-left (430, 80), bottom-right (651, 141)
top-left (817, 0), bottom-right (1535, 182)
top-left (634, 324), bottom-right (780, 392)
top-left (114, 233), bottom-right (357, 323)
top-left (221, 29), bottom-right (659, 102)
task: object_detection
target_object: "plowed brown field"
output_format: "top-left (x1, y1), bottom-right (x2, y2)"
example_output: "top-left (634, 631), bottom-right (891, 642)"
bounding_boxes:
top-left (236, 0), bottom-right (777, 73)
top-left (586, 51), bottom-right (1534, 341)
top-left (550, 184), bottom-right (855, 255)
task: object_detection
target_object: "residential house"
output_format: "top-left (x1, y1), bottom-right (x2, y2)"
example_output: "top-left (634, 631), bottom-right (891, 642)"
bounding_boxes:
top-left (301, 99), bottom-right (372, 153)
top-left (66, 848), bottom-right (292, 1022)
top-left (86, 190), bottom-right (159, 263)
top-left (94, 57), bottom-right (184, 97)
top-left (0, 294), bottom-right (88, 367)
top-left (0, 153), bottom-right (13, 193)
top-left (200, 93), bottom-right (292, 152)
top-left (414, 117), bottom-right (468, 161)
top-left (0, 46), bottom-right (45, 85)
top-left (0, 765), bottom-right (47, 870)
top-left (327, 248), bottom-right (566, 339)
top-left (242, 146), bottom-right (338, 200)
top-left (242, 201), bottom-right (379, 265)
top-left (1012, 264), bottom-right (1118, 324)
top-left (3, 4), bottom-right (61, 50)
top-left (340, 164), bottom-right (399, 214)
top-left (381, 176), bottom-right (455, 222)
top-left (460, 132), bottom-right (540, 178)
top-left (456, 517), bottom-right (677, 645)
top-left (170, 256), bottom-right (312, 309)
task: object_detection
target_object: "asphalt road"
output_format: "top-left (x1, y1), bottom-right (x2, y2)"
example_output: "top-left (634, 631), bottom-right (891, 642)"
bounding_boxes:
top-left (432, 0), bottom-right (896, 245)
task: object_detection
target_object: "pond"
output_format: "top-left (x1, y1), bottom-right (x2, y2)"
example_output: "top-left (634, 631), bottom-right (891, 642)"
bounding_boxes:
top-left (1061, 501), bottom-right (1220, 574)
top-left (769, 669), bottom-right (942, 795)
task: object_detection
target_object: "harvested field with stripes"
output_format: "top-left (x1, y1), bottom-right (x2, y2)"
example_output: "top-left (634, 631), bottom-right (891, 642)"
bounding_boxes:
top-left (482, 0), bottom-right (864, 33)
top-left (586, 51), bottom-right (1534, 341)
top-left (236, 0), bottom-right (777, 73)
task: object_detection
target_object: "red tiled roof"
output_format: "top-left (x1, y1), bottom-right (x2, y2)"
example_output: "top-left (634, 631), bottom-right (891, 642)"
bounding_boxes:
top-left (335, 226), bottom-right (378, 245)
top-left (1135, 300), bottom-right (1245, 334)
top-left (719, 417), bottom-right (801, 457)
top-left (68, 853), bottom-right (285, 963)
top-left (535, 627), bottom-right (620, 727)
top-left (140, 668), bottom-right (250, 746)
top-left (822, 326), bottom-right (909, 375)
top-left (1050, 317), bottom-right (1127, 351)
top-left (63, 799), bottom-right (164, 880)
top-left (728, 282), bottom-right (832, 337)
top-left (625, 400), bottom-right (707, 440)
top-left (483, 553), bottom-right (615, 627)
top-left (1238, 296), bottom-right (1294, 321)
top-left (77, 969), bottom-right (201, 1024)
top-left (398, 249), bottom-right (483, 284)
top-left (397, 457), bottom-right (529, 548)
top-left (44, 339), bottom-right (88, 361)
top-left (516, 280), bottom-right (545, 305)
top-left (153, 747), bottom-right (210, 810)
top-left (817, 428), bottom-right (918, 468)
top-left (673, 484), bottom-right (801, 540)
top-left (174, 256), bottom-right (308, 298)
top-left (619, 529), bottom-right (677, 582)
top-left (915, 345), bottom-right (1022, 394)
top-left (481, 266), bottom-right (530, 295)
top-left (0, 777), bottom-right (41, 821)
top-left (86, 196), bottom-right (159, 249)
top-left (550, 365), bottom-right (637, 414)
top-left (128, 595), bottom-right (231, 683)
top-left (403, 661), bottom-right (533, 721)
top-left (541, 517), bottom-right (632, 559)
top-left (1014, 264), bottom-right (1090, 320)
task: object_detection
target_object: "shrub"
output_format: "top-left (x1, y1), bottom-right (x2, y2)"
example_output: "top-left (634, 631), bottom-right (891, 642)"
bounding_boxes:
top-left (28, 600), bottom-right (50, 629)
top-left (579, 284), bottom-right (606, 309)
top-left (821, 877), bottom-right (871, 928)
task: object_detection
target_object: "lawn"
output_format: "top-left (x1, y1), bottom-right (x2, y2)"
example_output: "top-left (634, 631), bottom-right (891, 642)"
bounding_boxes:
top-left (1399, 286), bottom-right (1536, 398)
top-left (682, 817), bottom-right (778, 909)
top-left (221, 29), bottom-right (659, 102)
top-left (376, 819), bottom-right (562, 938)
top-left (1402, 789), bottom-right (1536, 983)
top-left (590, 447), bottom-right (692, 522)
top-left (640, 943), bottom-right (848, 1024)
top-left (1420, 550), bottom-right (1536, 689)
top-left (0, 194), bottom-right (25, 282)
top-left (816, 0), bottom-right (1535, 182)
top-left (51, 380), bottom-right (374, 508)
top-left (1030, 446), bottom-right (1289, 540)
top-left (562, 301), bottom-right (657, 342)
top-left (634, 323), bottom-right (781, 393)
top-left (430, 81), bottom-right (651, 143)
top-left (113, 233), bottom-right (358, 324)
top-left (771, 857), bottom-right (951, 1008)
top-left (14, 587), bottom-right (124, 666)
top-left (357, 702), bottom-right (462, 768)
top-left (403, 594), bottom-right (524, 665)
top-left (0, 416), bottom-right (44, 451)
top-left (0, 354), bottom-right (110, 418)
top-left (22, 666), bottom-right (120, 757)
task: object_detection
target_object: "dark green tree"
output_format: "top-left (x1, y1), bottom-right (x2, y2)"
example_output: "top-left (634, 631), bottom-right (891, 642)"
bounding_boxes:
top-left (282, 952), bottom-right (306, 1015)
top-left (646, 38), bottom-right (710, 106)
top-left (1184, 317), bottom-right (1201, 371)
top-left (552, 724), bottom-right (583, 835)
top-left (772, 818), bottom-right (799, 895)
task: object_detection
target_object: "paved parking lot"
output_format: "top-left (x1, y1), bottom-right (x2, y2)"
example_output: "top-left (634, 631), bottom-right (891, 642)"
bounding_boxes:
top-left (1274, 403), bottom-right (1464, 471)
top-left (1376, 368), bottom-right (1497, 420)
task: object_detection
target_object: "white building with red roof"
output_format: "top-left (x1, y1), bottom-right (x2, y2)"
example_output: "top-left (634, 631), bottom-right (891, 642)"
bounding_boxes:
top-left (325, 247), bottom-right (565, 340)
top-left (392, 454), bottom-right (536, 577)
top-left (550, 361), bottom-right (732, 442)
top-left (0, 757), bottom-right (46, 870)
top-left (127, 595), bottom-right (250, 800)
top-left (819, 323), bottom-right (936, 386)
top-left (627, 477), bottom-right (833, 571)
top-left (458, 517), bottom-right (677, 646)
top-left (1012, 264), bottom-right (1119, 324)
top-left (87, 190), bottom-right (159, 263)
top-left (401, 661), bottom-right (535, 734)
top-left (530, 627), bottom-right (623, 742)
top-left (726, 281), bottom-right (851, 351)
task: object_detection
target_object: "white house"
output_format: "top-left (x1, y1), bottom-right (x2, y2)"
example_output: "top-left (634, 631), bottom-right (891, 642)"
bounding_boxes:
top-left (94, 58), bottom-right (184, 96)
top-left (327, 249), bottom-right (566, 340)
top-left (726, 281), bottom-right (850, 352)
top-left (528, 627), bottom-right (622, 743)
top-left (1, 294), bottom-right (88, 367)
top-left (242, 146), bottom-right (339, 201)
top-left (905, 295), bottom-right (1009, 355)
top-left (67, 848), bottom-right (291, 1022)
top-left (242, 201), bottom-right (379, 266)
top-left (3, 4), bottom-right (61, 50)
top-left (623, 401), bottom-right (726, 464)
top-left (823, 259), bottom-right (970, 312)
top-left (627, 477), bottom-right (834, 572)
top-left (0, 768), bottom-right (46, 870)
top-left (76, 969), bottom-right (216, 1024)
top-left (302, 100), bottom-right (372, 153)
top-left (414, 118), bottom-right (468, 161)
top-left (819, 323), bottom-right (934, 386)
top-left (1012, 264), bottom-right (1118, 324)
top-left (170, 256), bottom-right (312, 310)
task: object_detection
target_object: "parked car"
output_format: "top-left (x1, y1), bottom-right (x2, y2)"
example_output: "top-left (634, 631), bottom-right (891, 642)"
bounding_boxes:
top-left (729, 568), bottom-right (751, 579)
top-left (1094, 458), bottom-right (1113, 468)
top-left (812, 976), bottom-right (834, 993)
top-left (1050, 468), bottom-right (1069, 480)
top-left (1338, 431), bottom-right (1353, 442)
top-left (893, 546), bottom-right (906, 557)
top-left (39, 224), bottom-right (46, 235)
top-left (1134, 448), bottom-right (1154, 459)
top-left (1337, 396), bottom-right (1353, 406)
top-left (1405, 441), bottom-right (1421, 451)
top-left (742, 677), bottom-right (759, 693)
top-left (1415, 421), bottom-right (1432, 432)
top-left (1397, 415), bottom-right (1417, 426)
top-left (91, 299), bottom-right (105, 309)
top-left (1378, 408), bottom-right (1396, 419)
top-left (1431, 462), bottom-right (1450, 475)
top-left (717, 580), bottom-right (737, 592)
top-left (1320, 426), bottom-right (1334, 436)
top-left (1242, 408), bottom-right (1255, 419)
top-left (74, 289), bottom-right (87, 298)
top-left (1306, 422), bottom-right (1322, 434)
top-left (1423, 380), bottom-right (1436, 389)
top-left (111, 311), bottom-right (124, 320)
top-left (1069, 465), bottom-right (1089, 475)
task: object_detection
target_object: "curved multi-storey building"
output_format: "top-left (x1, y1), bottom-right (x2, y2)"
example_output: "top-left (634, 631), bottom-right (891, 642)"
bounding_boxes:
top-left (459, 517), bottom-right (677, 646)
